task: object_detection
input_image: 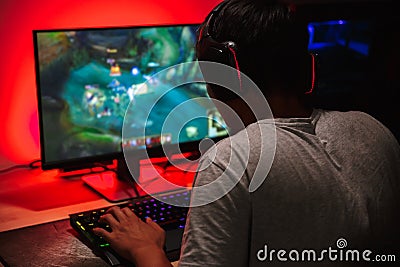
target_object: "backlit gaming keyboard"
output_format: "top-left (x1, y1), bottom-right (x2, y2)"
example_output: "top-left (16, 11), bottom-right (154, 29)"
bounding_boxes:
top-left (70, 190), bottom-right (190, 266)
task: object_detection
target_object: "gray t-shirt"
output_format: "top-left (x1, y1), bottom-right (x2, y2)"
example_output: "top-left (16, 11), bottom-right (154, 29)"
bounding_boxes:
top-left (179, 109), bottom-right (400, 266)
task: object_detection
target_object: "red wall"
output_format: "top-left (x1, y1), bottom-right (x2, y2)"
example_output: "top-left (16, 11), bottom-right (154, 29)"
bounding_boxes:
top-left (0, 0), bottom-right (220, 167)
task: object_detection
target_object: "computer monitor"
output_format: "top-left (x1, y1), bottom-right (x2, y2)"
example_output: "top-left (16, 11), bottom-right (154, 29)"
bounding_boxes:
top-left (33, 24), bottom-right (228, 201)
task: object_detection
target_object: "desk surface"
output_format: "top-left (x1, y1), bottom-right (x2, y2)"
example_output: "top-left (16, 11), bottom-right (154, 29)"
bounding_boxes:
top-left (0, 168), bottom-right (118, 266)
top-left (0, 168), bottom-right (114, 232)
top-left (0, 166), bottom-right (186, 266)
top-left (0, 162), bottom-right (194, 232)
top-left (0, 219), bottom-right (111, 267)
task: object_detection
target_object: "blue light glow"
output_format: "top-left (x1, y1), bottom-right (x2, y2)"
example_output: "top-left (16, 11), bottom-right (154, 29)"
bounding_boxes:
top-left (307, 19), bottom-right (369, 56)
top-left (131, 67), bottom-right (140, 76)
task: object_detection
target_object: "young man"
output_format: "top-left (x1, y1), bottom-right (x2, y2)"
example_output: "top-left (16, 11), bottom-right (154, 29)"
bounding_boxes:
top-left (93, 1), bottom-right (400, 266)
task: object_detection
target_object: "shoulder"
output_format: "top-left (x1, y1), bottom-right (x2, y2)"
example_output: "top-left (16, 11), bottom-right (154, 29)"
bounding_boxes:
top-left (202, 122), bottom-right (275, 164)
top-left (319, 109), bottom-right (392, 135)
top-left (320, 109), bottom-right (383, 127)
top-left (318, 109), bottom-right (400, 154)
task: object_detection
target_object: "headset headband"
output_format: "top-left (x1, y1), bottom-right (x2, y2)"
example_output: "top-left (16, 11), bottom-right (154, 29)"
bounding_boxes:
top-left (198, 1), bottom-right (227, 41)
top-left (196, 1), bottom-right (242, 93)
top-left (196, 1), bottom-right (315, 96)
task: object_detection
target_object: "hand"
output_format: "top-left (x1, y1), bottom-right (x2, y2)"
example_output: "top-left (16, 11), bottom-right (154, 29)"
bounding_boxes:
top-left (93, 206), bottom-right (171, 267)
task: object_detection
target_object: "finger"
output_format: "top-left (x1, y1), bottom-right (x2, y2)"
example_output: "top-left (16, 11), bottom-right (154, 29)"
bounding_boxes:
top-left (99, 213), bottom-right (119, 229)
top-left (146, 217), bottom-right (165, 233)
top-left (93, 227), bottom-right (112, 241)
top-left (107, 206), bottom-right (128, 222)
top-left (121, 207), bottom-right (137, 218)
top-left (146, 218), bottom-right (166, 247)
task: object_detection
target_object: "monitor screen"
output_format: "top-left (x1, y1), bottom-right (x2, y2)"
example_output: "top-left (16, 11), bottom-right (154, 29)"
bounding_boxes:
top-left (34, 24), bottom-right (228, 170)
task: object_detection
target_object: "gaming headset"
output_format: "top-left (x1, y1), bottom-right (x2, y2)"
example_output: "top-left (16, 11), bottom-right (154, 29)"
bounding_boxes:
top-left (196, 1), bottom-right (238, 68)
top-left (196, 0), bottom-right (316, 97)
top-left (196, 1), bottom-right (243, 97)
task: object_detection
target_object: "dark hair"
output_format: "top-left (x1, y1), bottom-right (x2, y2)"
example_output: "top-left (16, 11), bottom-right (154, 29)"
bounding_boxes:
top-left (205, 0), bottom-right (310, 95)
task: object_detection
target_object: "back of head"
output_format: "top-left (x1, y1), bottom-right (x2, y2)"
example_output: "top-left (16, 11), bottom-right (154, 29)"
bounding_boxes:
top-left (198, 0), bottom-right (311, 97)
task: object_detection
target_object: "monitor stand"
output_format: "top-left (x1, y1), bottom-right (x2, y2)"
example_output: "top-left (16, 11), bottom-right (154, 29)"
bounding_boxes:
top-left (82, 157), bottom-right (141, 203)
top-left (82, 152), bottom-right (199, 203)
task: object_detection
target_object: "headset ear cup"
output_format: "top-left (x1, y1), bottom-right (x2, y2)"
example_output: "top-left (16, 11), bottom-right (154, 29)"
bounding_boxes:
top-left (195, 1), bottom-right (242, 100)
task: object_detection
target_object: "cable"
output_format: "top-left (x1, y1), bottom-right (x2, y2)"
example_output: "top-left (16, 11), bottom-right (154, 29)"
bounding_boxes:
top-left (0, 159), bottom-right (41, 174)
top-left (28, 159), bottom-right (41, 169)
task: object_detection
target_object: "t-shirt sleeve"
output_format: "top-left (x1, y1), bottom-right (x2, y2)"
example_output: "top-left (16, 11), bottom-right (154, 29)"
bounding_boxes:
top-left (178, 146), bottom-right (251, 267)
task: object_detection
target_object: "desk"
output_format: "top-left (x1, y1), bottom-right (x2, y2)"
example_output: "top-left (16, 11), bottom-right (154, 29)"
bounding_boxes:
top-left (0, 219), bottom-right (110, 267)
top-left (0, 167), bottom-right (184, 266)
top-left (0, 168), bottom-right (114, 232)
